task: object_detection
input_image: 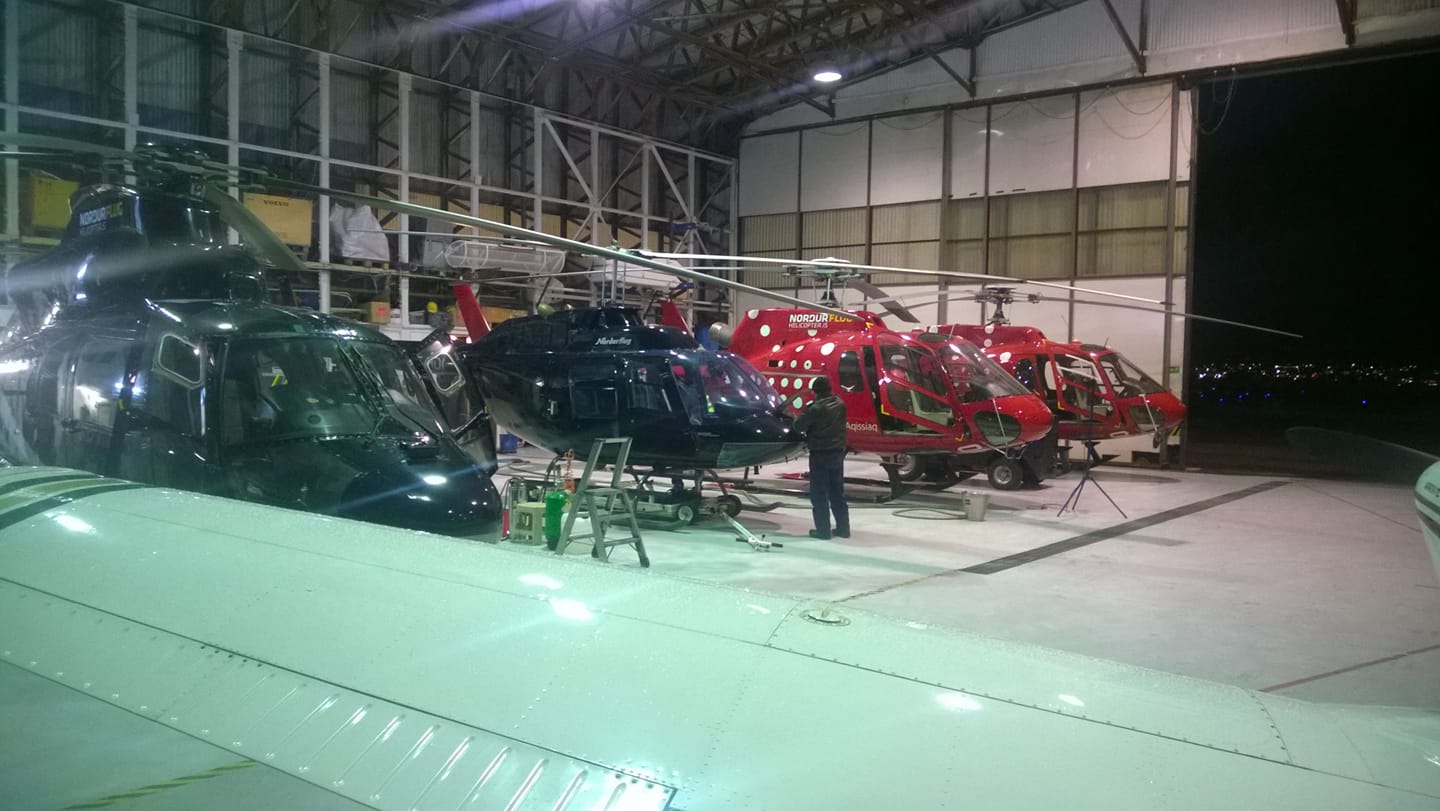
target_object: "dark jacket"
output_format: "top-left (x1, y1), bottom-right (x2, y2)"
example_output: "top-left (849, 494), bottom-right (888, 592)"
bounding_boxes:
top-left (795, 394), bottom-right (847, 453)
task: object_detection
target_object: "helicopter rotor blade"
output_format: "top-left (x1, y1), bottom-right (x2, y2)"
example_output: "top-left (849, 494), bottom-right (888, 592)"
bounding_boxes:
top-left (198, 183), bottom-right (306, 275)
top-left (847, 278), bottom-right (920, 323)
top-left (637, 250), bottom-right (1166, 306)
top-left (253, 177), bottom-right (862, 323)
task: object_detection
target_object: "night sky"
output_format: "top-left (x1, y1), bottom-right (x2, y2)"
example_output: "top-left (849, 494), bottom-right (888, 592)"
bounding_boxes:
top-left (1190, 49), bottom-right (1440, 365)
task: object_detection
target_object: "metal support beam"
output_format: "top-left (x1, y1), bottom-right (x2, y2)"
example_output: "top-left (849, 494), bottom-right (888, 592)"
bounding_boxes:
top-left (1100, 0), bottom-right (1147, 75)
top-left (1335, 0), bottom-right (1357, 46)
top-left (1162, 80), bottom-right (1179, 391)
top-left (318, 51), bottom-right (332, 309)
top-left (4, 0), bottom-right (20, 249)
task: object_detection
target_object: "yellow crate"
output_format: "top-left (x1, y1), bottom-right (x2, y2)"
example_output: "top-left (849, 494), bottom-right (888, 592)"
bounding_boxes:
top-left (244, 192), bottom-right (314, 247)
top-left (28, 175), bottom-right (79, 232)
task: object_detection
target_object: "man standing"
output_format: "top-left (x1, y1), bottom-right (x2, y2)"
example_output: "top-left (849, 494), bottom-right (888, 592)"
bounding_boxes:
top-left (794, 376), bottom-right (850, 539)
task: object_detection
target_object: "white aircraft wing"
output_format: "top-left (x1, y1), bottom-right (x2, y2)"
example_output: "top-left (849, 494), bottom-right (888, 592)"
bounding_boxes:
top-left (1, 467), bottom-right (1437, 809)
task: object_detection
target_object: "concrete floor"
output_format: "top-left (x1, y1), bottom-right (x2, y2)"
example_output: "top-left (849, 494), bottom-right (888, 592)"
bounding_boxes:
top-left (496, 448), bottom-right (1440, 709)
top-left (5, 449), bottom-right (1436, 809)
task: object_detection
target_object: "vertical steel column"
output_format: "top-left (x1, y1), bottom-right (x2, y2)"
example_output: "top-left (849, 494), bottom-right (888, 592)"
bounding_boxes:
top-left (397, 72), bottom-right (411, 327)
top-left (980, 106), bottom-right (991, 279)
top-left (531, 107), bottom-right (543, 231)
top-left (1162, 80), bottom-right (1179, 391)
top-left (124, 4), bottom-right (138, 184)
top-left (937, 108), bottom-right (953, 323)
top-left (4, 0), bottom-right (20, 251)
top-left (469, 91), bottom-right (481, 226)
top-left (685, 151), bottom-right (697, 323)
top-left (317, 52), bottom-right (331, 311)
top-left (727, 161), bottom-right (737, 309)
top-left (1178, 87), bottom-right (1200, 469)
top-left (864, 119), bottom-right (873, 266)
top-left (226, 30), bottom-right (241, 190)
top-left (641, 143), bottom-right (650, 253)
top-left (590, 126), bottom-right (600, 245)
top-left (1068, 91), bottom-right (1081, 342)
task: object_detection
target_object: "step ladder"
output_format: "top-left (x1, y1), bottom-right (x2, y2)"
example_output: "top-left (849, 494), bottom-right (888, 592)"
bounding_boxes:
top-left (554, 438), bottom-right (650, 567)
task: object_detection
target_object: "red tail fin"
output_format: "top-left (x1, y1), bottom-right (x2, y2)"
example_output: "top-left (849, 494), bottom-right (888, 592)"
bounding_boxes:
top-left (451, 284), bottom-right (491, 339)
top-left (659, 299), bottom-right (691, 333)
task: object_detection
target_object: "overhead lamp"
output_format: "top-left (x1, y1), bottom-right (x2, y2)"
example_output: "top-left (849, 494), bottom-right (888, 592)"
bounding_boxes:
top-left (813, 69), bottom-right (842, 83)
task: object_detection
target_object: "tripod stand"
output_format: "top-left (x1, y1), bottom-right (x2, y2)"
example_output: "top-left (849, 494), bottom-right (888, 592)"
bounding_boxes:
top-left (1057, 394), bottom-right (1126, 518)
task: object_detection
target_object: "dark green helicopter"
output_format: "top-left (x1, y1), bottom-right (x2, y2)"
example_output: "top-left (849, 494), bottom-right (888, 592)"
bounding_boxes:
top-left (0, 142), bottom-right (501, 537)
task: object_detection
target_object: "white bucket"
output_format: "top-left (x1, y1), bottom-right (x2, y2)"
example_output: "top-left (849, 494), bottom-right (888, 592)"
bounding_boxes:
top-left (962, 491), bottom-right (990, 521)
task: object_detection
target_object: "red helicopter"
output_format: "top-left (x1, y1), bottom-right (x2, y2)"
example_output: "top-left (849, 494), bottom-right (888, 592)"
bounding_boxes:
top-left (925, 287), bottom-right (1187, 461)
top-left (703, 305), bottom-right (1057, 490)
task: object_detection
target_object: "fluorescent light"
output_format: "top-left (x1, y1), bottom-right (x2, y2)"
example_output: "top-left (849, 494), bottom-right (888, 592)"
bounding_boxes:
top-left (813, 69), bottom-right (842, 83)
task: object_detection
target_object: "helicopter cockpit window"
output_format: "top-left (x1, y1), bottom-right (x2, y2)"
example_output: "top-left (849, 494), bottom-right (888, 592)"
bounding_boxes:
top-left (424, 352), bottom-right (465, 395)
top-left (221, 338), bottom-right (373, 445)
top-left (937, 342), bottom-right (1032, 403)
top-left (1095, 353), bottom-right (1167, 398)
top-left (349, 342), bottom-right (447, 436)
top-left (71, 341), bottom-right (126, 429)
top-left (877, 338), bottom-right (954, 427)
top-left (1011, 358), bottom-right (1039, 391)
top-left (141, 197), bottom-right (226, 246)
top-left (156, 335), bottom-right (203, 388)
top-left (627, 360), bottom-right (672, 413)
top-left (570, 360), bottom-right (619, 419)
top-left (1053, 354), bottom-right (1113, 418)
top-left (837, 351), bottom-right (863, 392)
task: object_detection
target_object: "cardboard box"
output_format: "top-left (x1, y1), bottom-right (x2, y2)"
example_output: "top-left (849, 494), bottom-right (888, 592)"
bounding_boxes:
top-left (244, 192), bottom-right (314, 247)
top-left (366, 301), bottom-right (391, 324)
top-left (27, 175), bottom-right (79, 233)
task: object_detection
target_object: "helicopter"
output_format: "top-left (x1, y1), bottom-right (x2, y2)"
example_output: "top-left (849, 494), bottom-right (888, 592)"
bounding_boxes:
top-left (0, 143), bottom-right (503, 537)
top-left (455, 304), bottom-right (803, 522)
top-left (717, 306), bottom-right (1057, 491)
top-left (924, 286), bottom-right (1189, 468)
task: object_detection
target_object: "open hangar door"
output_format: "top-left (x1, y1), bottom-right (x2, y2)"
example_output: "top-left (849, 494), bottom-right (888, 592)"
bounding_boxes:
top-left (1184, 49), bottom-right (1440, 473)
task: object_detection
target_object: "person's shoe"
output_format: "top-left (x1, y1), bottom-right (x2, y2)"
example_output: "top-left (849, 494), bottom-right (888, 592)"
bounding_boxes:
top-left (833, 529), bottom-right (851, 538)
top-left (808, 529), bottom-right (831, 540)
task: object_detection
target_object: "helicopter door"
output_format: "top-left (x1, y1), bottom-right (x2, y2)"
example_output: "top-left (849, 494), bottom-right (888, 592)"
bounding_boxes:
top-left (407, 330), bottom-right (497, 471)
top-left (60, 336), bottom-right (131, 473)
top-left (625, 357), bottom-right (693, 456)
top-left (1046, 354), bottom-right (1114, 424)
top-left (568, 358), bottom-right (622, 437)
top-left (836, 349), bottom-right (879, 427)
top-left (875, 339), bottom-right (956, 434)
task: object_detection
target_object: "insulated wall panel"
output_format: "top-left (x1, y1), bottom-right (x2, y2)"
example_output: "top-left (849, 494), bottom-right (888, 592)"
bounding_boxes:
top-left (950, 108), bottom-right (990, 199)
top-left (870, 113), bottom-right (945, 205)
top-left (800, 124), bottom-right (870, 211)
top-left (874, 201), bottom-right (940, 243)
top-left (739, 133), bottom-right (799, 216)
top-left (1078, 85), bottom-right (1173, 187)
top-left (988, 96), bottom-right (1076, 195)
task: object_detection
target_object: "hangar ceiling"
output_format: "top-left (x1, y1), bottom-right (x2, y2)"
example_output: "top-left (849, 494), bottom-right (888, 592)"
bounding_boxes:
top-left (159, 0), bottom-right (1091, 152)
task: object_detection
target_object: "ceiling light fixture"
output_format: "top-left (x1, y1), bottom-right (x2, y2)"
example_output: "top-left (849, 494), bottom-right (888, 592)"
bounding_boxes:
top-left (813, 69), bottom-right (842, 83)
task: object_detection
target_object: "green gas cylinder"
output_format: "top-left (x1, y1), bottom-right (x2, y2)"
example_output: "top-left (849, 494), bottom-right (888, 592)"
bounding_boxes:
top-left (544, 489), bottom-right (568, 549)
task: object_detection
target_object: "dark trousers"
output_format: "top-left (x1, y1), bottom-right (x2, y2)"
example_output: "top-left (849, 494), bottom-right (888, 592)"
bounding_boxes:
top-left (808, 449), bottom-right (849, 537)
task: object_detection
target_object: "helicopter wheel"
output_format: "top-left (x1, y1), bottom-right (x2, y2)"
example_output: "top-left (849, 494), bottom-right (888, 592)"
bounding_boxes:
top-left (716, 494), bottom-right (743, 518)
top-left (894, 454), bottom-right (924, 482)
top-left (987, 457), bottom-right (1024, 491)
top-left (1050, 451), bottom-right (1072, 477)
top-left (675, 504), bottom-right (697, 524)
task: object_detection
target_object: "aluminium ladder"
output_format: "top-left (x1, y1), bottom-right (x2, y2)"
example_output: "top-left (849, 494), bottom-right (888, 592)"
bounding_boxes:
top-left (555, 438), bottom-right (650, 567)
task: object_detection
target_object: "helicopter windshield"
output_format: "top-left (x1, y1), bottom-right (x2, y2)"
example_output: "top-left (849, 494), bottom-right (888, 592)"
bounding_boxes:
top-left (670, 352), bottom-right (782, 420)
top-left (938, 341), bottom-right (1034, 403)
top-left (140, 197), bottom-right (228, 246)
top-left (220, 337), bottom-right (443, 445)
top-left (1094, 352), bottom-right (1168, 398)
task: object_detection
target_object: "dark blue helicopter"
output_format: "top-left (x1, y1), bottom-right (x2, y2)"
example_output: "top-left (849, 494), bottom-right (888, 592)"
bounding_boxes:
top-left (0, 163), bottom-right (502, 537)
top-left (460, 305), bottom-right (803, 472)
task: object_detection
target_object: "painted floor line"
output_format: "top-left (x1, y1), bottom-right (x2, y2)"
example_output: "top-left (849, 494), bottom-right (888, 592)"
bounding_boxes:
top-left (839, 480), bottom-right (1290, 602)
top-left (1259, 642), bottom-right (1440, 693)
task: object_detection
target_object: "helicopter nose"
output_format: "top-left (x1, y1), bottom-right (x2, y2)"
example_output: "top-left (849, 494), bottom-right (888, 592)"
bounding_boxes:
top-left (715, 415), bottom-right (805, 467)
top-left (1127, 392), bottom-right (1187, 432)
top-left (339, 469), bottom-right (502, 539)
top-left (973, 394), bottom-right (1055, 447)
